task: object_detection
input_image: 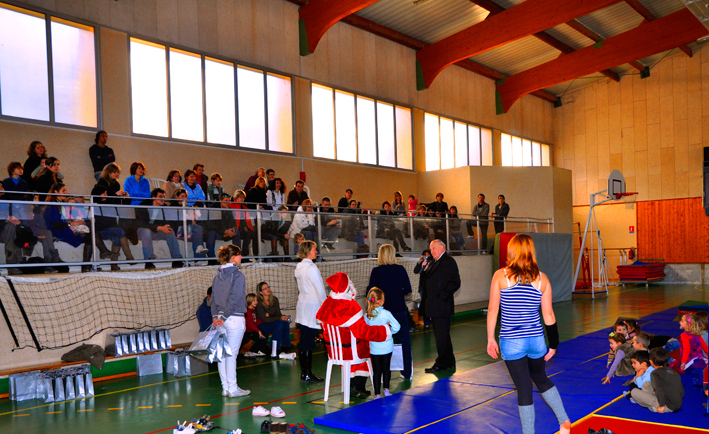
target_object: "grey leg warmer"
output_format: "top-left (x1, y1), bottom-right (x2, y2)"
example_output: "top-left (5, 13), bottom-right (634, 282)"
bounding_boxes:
top-left (518, 404), bottom-right (535, 434)
top-left (540, 386), bottom-right (569, 426)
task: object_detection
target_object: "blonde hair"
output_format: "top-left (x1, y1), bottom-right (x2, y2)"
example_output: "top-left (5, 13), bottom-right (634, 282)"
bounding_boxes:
top-left (255, 176), bottom-right (267, 188)
top-left (293, 233), bottom-right (305, 242)
top-left (366, 288), bottom-right (385, 320)
top-left (217, 244), bottom-right (241, 264)
top-left (683, 313), bottom-right (703, 335)
top-left (246, 293), bottom-right (257, 307)
top-left (233, 189), bottom-right (246, 199)
top-left (100, 162), bottom-right (121, 184)
top-left (377, 244), bottom-right (397, 265)
top-left (297, 240), bottom-right (317, 259)
top-left (301, 199), bottom-right (313, 208)
top-left (505, 234), bottom-right (540, 285)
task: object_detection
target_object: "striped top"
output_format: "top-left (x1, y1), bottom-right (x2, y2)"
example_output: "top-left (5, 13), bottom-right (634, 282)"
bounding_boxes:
top-left (499, 271), bottom-right (544, 339)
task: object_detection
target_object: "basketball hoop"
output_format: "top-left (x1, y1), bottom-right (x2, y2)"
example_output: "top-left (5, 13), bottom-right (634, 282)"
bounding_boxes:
top-left (616, 192), bottom-right (638, 209)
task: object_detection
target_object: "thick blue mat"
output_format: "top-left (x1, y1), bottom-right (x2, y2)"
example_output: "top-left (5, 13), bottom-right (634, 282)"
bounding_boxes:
top-left (597, 394), bottom-right (709, 430)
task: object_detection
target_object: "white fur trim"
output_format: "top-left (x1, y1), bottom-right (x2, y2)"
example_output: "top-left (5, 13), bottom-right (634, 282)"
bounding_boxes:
top-left (385, 324), bottom-right (392, 341)
top-left (340, 310), bottom-right (364, 328)
top-left (329, 291), bottom-right (355, 300)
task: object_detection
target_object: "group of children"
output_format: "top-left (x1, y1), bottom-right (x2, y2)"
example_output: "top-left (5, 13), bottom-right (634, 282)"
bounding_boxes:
top-left (602, 314), bottom-right (708, 413)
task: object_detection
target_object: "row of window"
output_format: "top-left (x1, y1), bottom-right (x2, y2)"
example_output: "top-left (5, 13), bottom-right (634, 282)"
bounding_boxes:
top-left (424, 113), bottom-right (494, 171)
top-left (500, 133), bottom-right (551, 167)
top-left (0, 3), bottom-right (97, 127)
top-left (311, 84), bottom-right (413, 170)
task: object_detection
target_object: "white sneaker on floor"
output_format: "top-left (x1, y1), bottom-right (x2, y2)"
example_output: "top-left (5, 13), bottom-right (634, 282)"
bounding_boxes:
top-left (252, 405), bottom-right (270, 416)
top-left (244, 351), bottom-right (257, 358)
top-left (254, 351), bottom-right (267, 357)
top-left (222, 390), bottom-right (229, 397)
top-left (229, 387), bottom-right (250, 397)
top-left (384, 389), bottom-right (392, 397)
top-left (270, 406), bottom-right (286, 418)
top-left (279, 352), bottom-right (297, 360)
top-left (195, 245), bottom-right (208, 254)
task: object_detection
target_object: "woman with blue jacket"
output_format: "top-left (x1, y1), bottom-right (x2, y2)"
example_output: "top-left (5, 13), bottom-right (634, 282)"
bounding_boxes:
top-left (211, 244), bottom-right (250, 398)
top-left (123, 162), bottom-right (151, 205)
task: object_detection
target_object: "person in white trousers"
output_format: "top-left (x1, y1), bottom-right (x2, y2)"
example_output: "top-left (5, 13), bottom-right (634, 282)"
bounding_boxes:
top-left (211, 244), bottom-right (250, 397)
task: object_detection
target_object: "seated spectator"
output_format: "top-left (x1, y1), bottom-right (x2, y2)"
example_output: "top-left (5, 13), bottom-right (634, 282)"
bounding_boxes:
top-left (124, 162), bottom-right (151, 205)
top-left (245, 176), bottom-right (267, 210)
top-left (289, 199), bottom-right (316, 242)
top-left (318, 197), bottom-right (341, 250)
top-left (170, 188), bottom-right (207, 258)
top-left (34, 157), bottom-right (62, 197)
top-left (230, 190), bottom-right (257, 260)
top-left (265, 169), bottom-right (275, 187)
top-left (427, 192), bottom-right (449, 214)
top-left (286, 180), bottom-right (309, 210)
top-left (16, 190), bottom-right (60, 272)
top-left (342, 199), bottom-right (367, 252)
top-left (196, 287), bottom-right (212, 332)
top-left (244, 293), bottom-right (268, 357)
top-left (431, 210), bottom-right (447, 241)
top-left (292, 232), bottom-right (305, 258)
top-left (256, 281), bottom-right (293, 353)
top-left (376, 201), bottom-right (410, 252)
top-left (2, 162), bottom-right (29, 201)
top-left (193, 163), bottom-right (208, 193)
top-left (96, 163), bottom-right (126, 201)
top-left (182, 169), bottom-right (206, 206)
top-left (0, 185), bottom-right (20, 273)
top-left (337, 189), bottom-right (353, 212)
top-left (162, 170), bottom-right (182, 200)
top-left (135, 188), bottom-right (183, 269)
top-left (244, 167), bottom-right (265, 194)
top-left (204, 193), bottom-right (240, 266)
top-left (392, 191), bottom-right (406, 214)
top-left (89, 130), bottom-right (115, 180)
top-left (22, 141), bottom-right (46, 186)
top-left (413, 205), bottom-right (432, 240)
top-left (448, 206), bottom-right (466, 250)
top-left (266, 178), bottom-right (286, 213)
top-left (206, 173), bottom-right (225, 204)
top-left (44, 183), bottom-right (93, 272)
top-left (91, 185), bottom-right (132, 271)
top-left (407, 194), bottom-right (418, 215)
top-left (262, 204), bottom-right (291, 257)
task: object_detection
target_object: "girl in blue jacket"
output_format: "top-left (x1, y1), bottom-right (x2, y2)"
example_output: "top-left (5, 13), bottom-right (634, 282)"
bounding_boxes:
top-left (365, 288), bottom-right (400, 398)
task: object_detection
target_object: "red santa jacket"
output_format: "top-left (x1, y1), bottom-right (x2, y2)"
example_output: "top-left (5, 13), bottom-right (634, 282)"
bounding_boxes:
top-left (316, 295), bottom-right (391, 365)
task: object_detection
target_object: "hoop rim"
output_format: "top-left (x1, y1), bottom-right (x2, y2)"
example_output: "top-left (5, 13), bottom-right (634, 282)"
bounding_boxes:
top-left (615, 191), bottom-right (638, 200)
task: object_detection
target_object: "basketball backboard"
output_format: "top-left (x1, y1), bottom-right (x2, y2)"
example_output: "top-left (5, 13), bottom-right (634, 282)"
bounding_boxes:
top-left (607, 170), bottom-right (626, 198)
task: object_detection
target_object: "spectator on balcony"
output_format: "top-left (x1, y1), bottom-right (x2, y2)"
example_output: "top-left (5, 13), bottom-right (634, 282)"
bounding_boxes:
top-left (413, 205), bottom-right (432, 241)
top-left (135, 188), bottom-right (183, 269)
top-left (162, 170), bottom-right (182, 201)
top-left (124, 162), bottom-right (151, 205)
top-left (170, 188), bottom-right (207, 259)
top-left (337, 189), bottom-right (353, 212)
top-left (392, 191), bottom-right (406, 215)
top-left (44, 183), bottom-right (93, 272)
top-left (35, 157), bottom-right (63, 198)
top-left (244, 167), bottom-right (265, 194)
top-left (91, 185), bottom-right (133, 271)
top-left (376, 201), bottom-right (411, 252)
top-left (183, 169), bottom-right (206, 206)
top-left (267, 178), bottom-right (286, 215)
top-left (245, 176), bottom-right (267, 211)
top-left (194, 164), bottom-right (208, 193)
top-left (342, 199), bottom-right (367, 252)
top-left (89, 130), bottom-right (115, 181)
top-left (493, 195), bottom-right (510, 234)
top-left (470, 194), bottom-right (490, 251)
top-left (204, 193), bottom-right (240, 266)
top-left (449, 206), bottom-right (466, 251)
top-left (206, 173), bottom-right (225, 204)
top-left (2, 162), bottom-right (29, 201)
top-left (318, 197), bottom-right (341, 250)
top-left (22, 141), bottom-right (47, 186)
top-left (427, 192), bottom-right (449, 214)
top-left (289, 199), bottom-right (316, 242)
top-left (95, 163), bottom-right (126, 203)
top-left (266, 169), bottom-right (276, 188)
top-left (230, 190), bottom-right (258, 260)
top-left (287, 180), bottom-right (309, 210)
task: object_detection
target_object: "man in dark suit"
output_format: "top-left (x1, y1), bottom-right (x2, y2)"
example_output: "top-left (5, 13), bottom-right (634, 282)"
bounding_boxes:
top-left (422, 239), bottom-right (461, 372)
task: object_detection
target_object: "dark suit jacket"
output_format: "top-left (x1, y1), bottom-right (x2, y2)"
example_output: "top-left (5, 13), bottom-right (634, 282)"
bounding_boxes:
top-left (422, 253), bottom-right (461, 318)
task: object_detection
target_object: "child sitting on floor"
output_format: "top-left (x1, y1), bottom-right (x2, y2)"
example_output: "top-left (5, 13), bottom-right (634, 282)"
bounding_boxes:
top-left (607, 321), bottom-right (630, 370)
top-left (243, 293), bottom-right (268, 358)
top-left (625, 319), bottom-right (641, 341)
top-left (625, 350), bottom-right (653, 402)
top-left (669, 313), bottom-right (707, 374)
top-left (602, 332), bottom-right (635, 384)
top-left (632, 333), bottom-right (650, 351)
top-left (631, 348), bottom-right (684, 413)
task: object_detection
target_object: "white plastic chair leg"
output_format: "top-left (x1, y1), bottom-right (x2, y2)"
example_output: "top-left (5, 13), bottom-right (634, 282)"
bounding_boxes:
top-left (342, 362), bottom-right (351, 404)
top-left (324, 359), bottom-right (333, 401)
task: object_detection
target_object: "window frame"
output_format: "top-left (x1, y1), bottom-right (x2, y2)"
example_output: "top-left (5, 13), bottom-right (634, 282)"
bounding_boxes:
top-left (0, 1), bottom-right (102, 130)
top-left (500, 132), bottom-right (552, 167)
top-left (310, 81), bottom-right (415, 171)
top-left (127, 35), bottom-right (296, 156)
top-left (423, 110), bottom-right (494, 171)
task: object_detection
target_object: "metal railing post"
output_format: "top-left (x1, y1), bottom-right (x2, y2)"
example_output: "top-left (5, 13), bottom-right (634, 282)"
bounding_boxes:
top-left (182, 205), bottom-right (189, 266)
top-left (89, 199), bottom-right (97, 270)
top-left (367, 213), bottom-right (373, 256)
top-left (409, 215), bottom-right (414, 252)
top-left (256, 208), bottom-right (262, 263)
top-left (445, 214), bottom-right (450, 250)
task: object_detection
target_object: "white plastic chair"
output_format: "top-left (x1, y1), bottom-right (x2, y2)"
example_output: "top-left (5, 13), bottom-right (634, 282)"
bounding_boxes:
top-left (323, 323), bottom-right (374, 404)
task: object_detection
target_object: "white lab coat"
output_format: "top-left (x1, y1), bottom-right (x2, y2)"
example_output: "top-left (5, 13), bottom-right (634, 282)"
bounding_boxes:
top-left (294, 258), bottom-right (327, 329)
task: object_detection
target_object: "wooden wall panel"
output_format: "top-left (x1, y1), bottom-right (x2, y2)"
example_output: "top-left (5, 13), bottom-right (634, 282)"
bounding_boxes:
top-left (637, 197), bottom-right (709, 263)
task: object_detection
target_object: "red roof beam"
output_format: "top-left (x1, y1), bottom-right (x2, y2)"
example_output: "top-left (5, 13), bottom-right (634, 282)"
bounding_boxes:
top-left (496, 9), bottom-right (708, 114)
top-left (564, 19), bottom-right (645, 72)
top-left (624, 0), bottom-right (693, 57)
top-left (299, 0), bottom-right (382, 56)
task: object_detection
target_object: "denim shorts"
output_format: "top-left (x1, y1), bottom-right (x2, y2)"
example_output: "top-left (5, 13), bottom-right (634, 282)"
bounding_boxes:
top-left (500, 335), bottom-right (548, 361)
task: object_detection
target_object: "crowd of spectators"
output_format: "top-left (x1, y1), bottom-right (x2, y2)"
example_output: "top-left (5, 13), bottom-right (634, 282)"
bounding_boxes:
top-left (0, 134), bottom-right (512, 274)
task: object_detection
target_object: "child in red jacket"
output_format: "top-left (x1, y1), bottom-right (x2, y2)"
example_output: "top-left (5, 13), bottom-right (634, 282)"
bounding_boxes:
top-left (243, 293), bottom-right (268, 357)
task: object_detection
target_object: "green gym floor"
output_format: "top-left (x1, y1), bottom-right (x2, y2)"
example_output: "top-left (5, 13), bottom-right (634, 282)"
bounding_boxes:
top-left (1, 284), bottom-right (707, 434)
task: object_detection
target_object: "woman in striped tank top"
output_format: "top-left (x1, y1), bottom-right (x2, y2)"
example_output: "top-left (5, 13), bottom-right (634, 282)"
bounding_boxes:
top-left (486, 234), bottom-right (571, 434)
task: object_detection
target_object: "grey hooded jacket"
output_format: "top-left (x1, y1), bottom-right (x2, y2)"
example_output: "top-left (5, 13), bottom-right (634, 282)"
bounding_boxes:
top-left (210, 264), bottom-right (247, 319)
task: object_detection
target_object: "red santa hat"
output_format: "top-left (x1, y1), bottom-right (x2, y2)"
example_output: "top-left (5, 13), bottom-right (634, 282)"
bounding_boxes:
top-left (326, 272), bottom-right (357, 300)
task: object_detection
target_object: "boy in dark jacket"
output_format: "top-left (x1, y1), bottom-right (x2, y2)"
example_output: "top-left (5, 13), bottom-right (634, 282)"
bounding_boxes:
top-left (196, 287), bottom-right (212, 332)
top-left (631, 347), bottom-right (684, 412)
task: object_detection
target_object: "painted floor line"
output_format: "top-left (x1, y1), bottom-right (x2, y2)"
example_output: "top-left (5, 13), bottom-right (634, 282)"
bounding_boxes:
top-left (166, 405), bottom-right (182, 408)
top-left (46, 411), bottom-right (62, 414)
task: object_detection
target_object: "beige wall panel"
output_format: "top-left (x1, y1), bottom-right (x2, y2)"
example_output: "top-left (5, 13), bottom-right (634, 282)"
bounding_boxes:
top-left (251, 0), bottom-right (270, 67)
top-left (283, 1), bottom-right (300, 74)
top-left (573, 101), bottom-right (585, 136)
top-left (621, 127), bottom-right (635, 177)
top-left (134, 1), bottom-right (158, 39)
top-left (100, 28), bottom-right (131, 136)
top-left (597, 81), bottom-right (608, 108)
top-left (661, 147), bottom-right (676, 199)
top-left (632, 74), bottom-right (645, 102)
top-left (216, 0), bottom-right (238, 59)
top-left (418, 167), bottom-right (472, 215)
top-left (688, 90), bottom-right (702, 145)
top-left (197, 0), bottom-right (219, 54)
top-left (574, 181), bottom-right (587, 206)
top-left (702, 63), bottom-right (709, 116)
top-left (673, 55), bottom-right (687, 71)
top-left (24, 0), bottom-right (56, 11)
top-left (598, 131), bottom-right (610, 178)
top-left (574, 135), bottom-right (586, 181)
top-left (609, 104), bottom-right (621, 154)
top-left (633, 100), bottom-right (646, 151)
top-left (675, 170), bottom-right (689, 198)
top-left (673, 66), bottom-right (688, 121)
top-left (658, 61), bottom-right (673, 99)
top-left (363, 32), bottom-right (377, 96)
top-left (326, 25), bottom-right (342, 88)
top-left (156, 0), bottom-right (179, 44)
top-left (552, 167), bottom-right (573, 234)
top-left (648, 174), bottom-right (661, 200)
top-left (234, 0), bottom-right (254, 63)
top-left (585, 109), bottom-right (597, 156)
top-left (689, 144), bottom-right (704, 197)
top-left (585, 83), bottom-right (596, 110)
top-left (338, 24), bottom-right (354, 91)
top-left (620, 77), bottom-right (633, 129)
top-left (635, 150), bottom-right (648, 201)
top-left (586, 156), bottom-right (598, 192)
top-left (109, 0), bottom-right (134, 33)
top-left (703, 116), bottom-right (709, 144)
top-left (625, 175), bottom-right (635, 195)
top-left (597, 105), bottom-right (609, 133)
top-left (646, 73), bottom-right (660, 125)
top-left (607, 77), bottom-right (620, 103)
top-left (674, 120), bottom-right (689, 173)
top-left (610, 153), bottom-right (622, 173)
top-left (84, 0), bottom-right (111, 25)
top-left (687, 53), bottom-right (701, 93)
top-left (294, 77), bottom-right (312, 159)
top-left (266, 0), bottom-right (286, 73)
top-left (56, 0), bottom-right (82, 18)
top-left (659, 96), bottom-right (674, 148)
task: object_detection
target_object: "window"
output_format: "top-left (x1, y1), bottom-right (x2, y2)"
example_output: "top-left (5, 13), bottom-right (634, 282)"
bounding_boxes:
top-left (129, 37), bottom-right (293, 153)
top-left (0, 3), bottom-right (97, 127)
top-left (424, 112), bottom-right (492, 171)
top-left (500, 133), bottom-right (551, 167)
top-left (311, 84), bottom-right (413, 170)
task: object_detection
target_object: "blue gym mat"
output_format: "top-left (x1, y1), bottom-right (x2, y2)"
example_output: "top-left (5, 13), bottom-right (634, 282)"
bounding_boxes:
top-left (314, 306), bottom-right (705, 434)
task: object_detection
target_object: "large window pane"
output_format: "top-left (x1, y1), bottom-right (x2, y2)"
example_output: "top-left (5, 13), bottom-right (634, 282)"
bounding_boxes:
top-left (335, 90), bottom-right (356, 162)
top-left (377, 102), bottom-right (396, 168)
top-left (312, 84), bottom-right (335, 159)
top-left (469, 126), bottom-right (481, 166)
top-left (395, 106), bottom-right (412, 170)
top-left (51, 18), bottom-right (96, 127)
top-left (357, 96), bottom-right (376, 165)
top-left (481, 128), bottom-right (493, 166)
top-left (170, 48), bottom-right (203, 142)
top-left (237, 66), bottom-right (266, 149)
top-left (532, 141), bottom-right (541, 167)
top-left (500, 133), bottom-right (512, 167)
top-left (542, 144), bottom-right (550, 166)
top-left (424, 113), bottom-right (440, 171)
top-left (266, 73), bottom-right (293, 153)
top-left (454, 121), bottom-right (467, 168)
top-left (512, 136), bottom-right (523, 167)
top-left (205, 57), bottom-right (236, 146)
top-left (130, 38), bottom-right (168, 137)
top-left (0, 4), bottom-right (49, 121)
top-left (522, 139), bottom-right (532, 167)
top-left (440, 118), bottom-right (454, 170)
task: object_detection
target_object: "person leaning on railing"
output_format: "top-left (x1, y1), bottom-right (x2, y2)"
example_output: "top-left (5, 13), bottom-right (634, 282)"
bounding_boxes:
top-left (135, 188), bottom-right (183, 269)
top-left (44, 183), bottom-right (94, 272)
top-left (204, 193), bottom-right (240, 265)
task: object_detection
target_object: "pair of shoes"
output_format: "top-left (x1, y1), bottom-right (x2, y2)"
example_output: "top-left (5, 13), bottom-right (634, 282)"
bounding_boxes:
top-left (252, 405), bottom-right (270, 416)
top-left (228, 387), bottom-right (250, 397)
top-left (244, 351), bottom-right (258, 358)
top-left (270, 406), bottom-right (286, 418)
top-left (195, 245), bottom-right (208, 255)
top-left (384, 388), bottom-right (392, 397)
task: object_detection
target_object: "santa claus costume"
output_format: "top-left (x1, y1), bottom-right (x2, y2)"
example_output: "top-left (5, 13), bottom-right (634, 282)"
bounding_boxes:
top-left (316, 272), bottom-right (391, 397)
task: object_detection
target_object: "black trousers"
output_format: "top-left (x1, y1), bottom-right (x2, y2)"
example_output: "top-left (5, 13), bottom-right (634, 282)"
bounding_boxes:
top-left (431, 316), bottom-right (455, 368)
top-left (371, 353), bottom-right (393, 395)
top-left (242, 331), bottom-right (268, 354)
top-left (298, 324), bottom-right (318, 351)
top-left (504, 356), bottom-right (555, 405)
